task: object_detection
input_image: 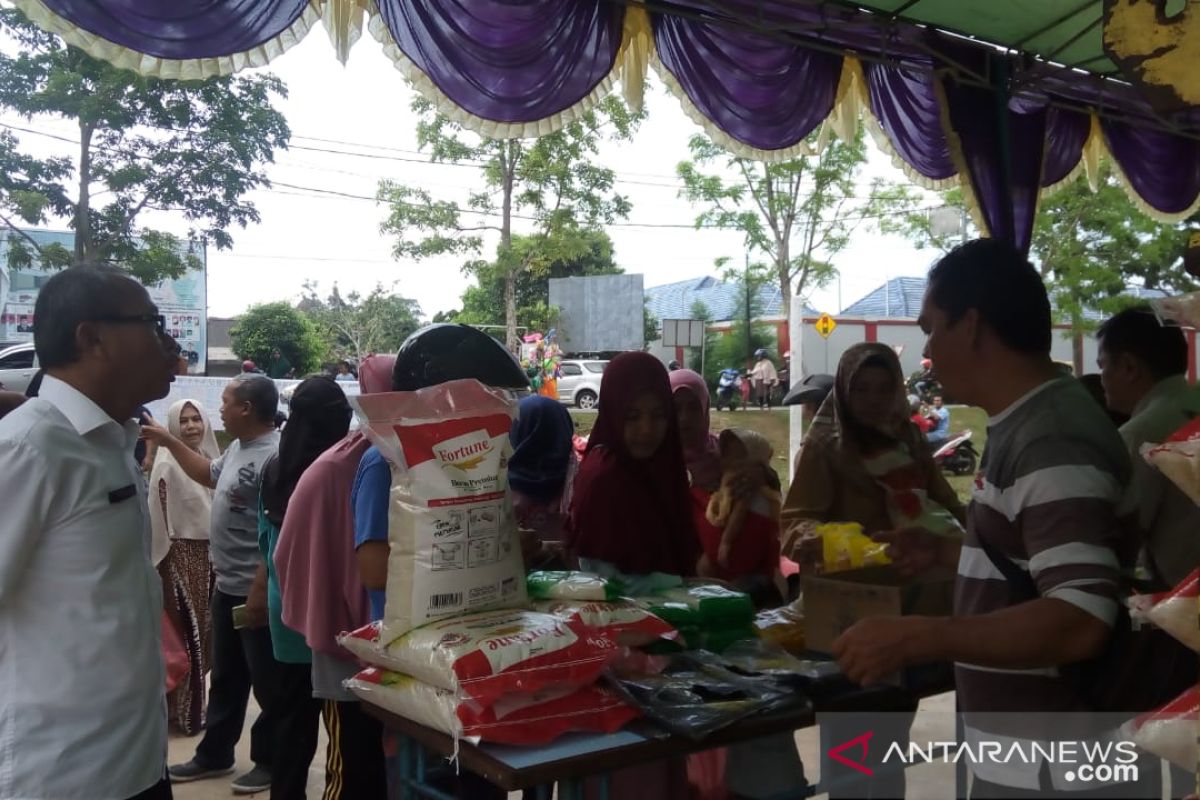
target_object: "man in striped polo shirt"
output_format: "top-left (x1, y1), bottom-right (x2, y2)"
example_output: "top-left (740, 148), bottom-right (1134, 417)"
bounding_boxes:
top-left (832, 239), bottom-right (1138, 796)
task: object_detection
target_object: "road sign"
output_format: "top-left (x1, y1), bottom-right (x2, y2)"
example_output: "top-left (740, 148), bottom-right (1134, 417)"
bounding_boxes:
top-left (814, 313), bottom-right (837, 339)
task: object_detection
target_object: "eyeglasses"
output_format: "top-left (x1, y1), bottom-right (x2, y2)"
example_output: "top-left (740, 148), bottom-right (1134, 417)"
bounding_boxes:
top-left (94, 314), bottom-right (167, 336)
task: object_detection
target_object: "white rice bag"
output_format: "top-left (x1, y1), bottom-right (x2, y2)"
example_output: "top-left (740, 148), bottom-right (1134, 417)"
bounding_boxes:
top-left (352, 380), bottom-right (526, 641)
top-left (1128, 568), bottom-right (1200, 652)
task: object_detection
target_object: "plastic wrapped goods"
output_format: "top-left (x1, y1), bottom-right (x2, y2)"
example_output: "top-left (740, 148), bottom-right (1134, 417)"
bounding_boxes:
top-left (346, 668), bottom-right (639, 745)
top-left (533, 599), bottom-right (676, 646)
top-left (338, 609), bottom-right (619, 707)
top-left (1128, 568), bottom-right (1200, 652)
top-left (352, 380), bottom-right (527, 641)
top-left (1127, 686), bottom-right (1199, 770)
top-left (526, 571), bottom-right (625, 602)
top-left (1141, 418), bottom-right (1200, 506)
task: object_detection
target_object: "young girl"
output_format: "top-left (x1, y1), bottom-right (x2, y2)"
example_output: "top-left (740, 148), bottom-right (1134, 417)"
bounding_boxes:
top-left (508, 395), bottom-right (576, 569)
top-left (567, 350), bottom-right (693, 800)
top-left (568, 352), bottom-right (698, 577)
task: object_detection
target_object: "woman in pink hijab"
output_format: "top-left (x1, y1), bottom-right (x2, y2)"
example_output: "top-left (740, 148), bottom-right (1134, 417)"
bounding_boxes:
top-left (273, 354), bottom-right (394, 800)
top-left (668, 368), bottom-right (723, 492)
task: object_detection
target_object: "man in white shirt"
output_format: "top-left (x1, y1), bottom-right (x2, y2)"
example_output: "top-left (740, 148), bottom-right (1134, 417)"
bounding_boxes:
top-left (143, 374), bottom-right (282, 795)
top-left (750, 348), bottom-right (778, 409)
top-left (0, 265), bottom-right (181, 800)
top-left (1097, 306), bottom-right (1200, 588)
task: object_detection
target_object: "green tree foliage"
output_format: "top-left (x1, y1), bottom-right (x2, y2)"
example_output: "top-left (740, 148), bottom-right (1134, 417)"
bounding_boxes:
top-left (677, 129), bottom-right (871, 311)
top-left (378, 96), bottom-right (640, 351)
top-left (299, 282), bottom-right (423, 363)
top-left (0, 8), bottom-right (290, 281)
top-left (451, 230), bottom-right (621, 335)
top-left (690, 264), bottom-right (774, 390)
top-left (230, 302), bottom-right (326, 376)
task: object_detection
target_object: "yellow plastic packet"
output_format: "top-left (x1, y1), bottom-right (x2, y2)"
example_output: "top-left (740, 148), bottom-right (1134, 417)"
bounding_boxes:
top-left (816, 522), bottom-right (890, 573)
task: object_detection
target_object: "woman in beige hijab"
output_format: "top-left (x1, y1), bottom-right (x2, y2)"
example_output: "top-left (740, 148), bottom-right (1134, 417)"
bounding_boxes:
top-left (149, 399), bottom-right (220, 735)
top-left (782, 342), bottom-right (964, 550)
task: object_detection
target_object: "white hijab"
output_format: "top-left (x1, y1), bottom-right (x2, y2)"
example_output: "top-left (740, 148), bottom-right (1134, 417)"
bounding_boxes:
top-left (148, 399), bottom-right (220, 566)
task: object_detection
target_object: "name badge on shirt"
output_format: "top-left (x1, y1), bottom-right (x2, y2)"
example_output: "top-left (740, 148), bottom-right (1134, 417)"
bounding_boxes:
top-left (108, 484), bottom-right (136, 504)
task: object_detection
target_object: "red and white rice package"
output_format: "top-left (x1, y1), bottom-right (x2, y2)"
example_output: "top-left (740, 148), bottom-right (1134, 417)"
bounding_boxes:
top-left (533, 599), bottom-right (678, 647)
top-left (1128, 568), bottom-right (1200, 652)
top-left (1125, 686), bottom-right (1199, 770)
top-left (338, 609), bottom-right (620, 707)
top-left (346, 668), bottom-right (638, 745)
top-left (352, 380), bottom-right (527, 641)
top-left (1142, 418), bottom-right (1200, 506)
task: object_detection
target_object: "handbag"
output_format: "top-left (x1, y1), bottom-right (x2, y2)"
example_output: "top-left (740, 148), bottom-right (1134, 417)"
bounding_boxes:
top-left (162, 611), bottom-right (190, 693)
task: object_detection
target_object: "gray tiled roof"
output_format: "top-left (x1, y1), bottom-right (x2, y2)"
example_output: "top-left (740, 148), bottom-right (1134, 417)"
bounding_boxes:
top-left (840, 276), bottom-right (1168, 321)
top-left (645, 276), bottom-right (816, 322)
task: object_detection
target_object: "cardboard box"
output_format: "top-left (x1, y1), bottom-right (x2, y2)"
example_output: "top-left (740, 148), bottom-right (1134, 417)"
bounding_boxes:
top-left (803, 565), bottom-right (956, 655)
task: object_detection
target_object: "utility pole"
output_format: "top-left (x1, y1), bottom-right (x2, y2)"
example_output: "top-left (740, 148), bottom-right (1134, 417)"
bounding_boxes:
top-left (744, 252), bottom-right (752, 369)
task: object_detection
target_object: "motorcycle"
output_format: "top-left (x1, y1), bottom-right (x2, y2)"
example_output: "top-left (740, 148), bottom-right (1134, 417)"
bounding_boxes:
top-left (715, 368), bottom-right (741, 411)
top-left (932, 429), bottom-right (978, 476)
top-left (907, 373), bottom-right (941, 405)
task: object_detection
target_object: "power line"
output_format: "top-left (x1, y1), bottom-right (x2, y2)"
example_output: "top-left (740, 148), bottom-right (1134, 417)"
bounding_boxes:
top-left (1, 120), bottom-right (944, 228)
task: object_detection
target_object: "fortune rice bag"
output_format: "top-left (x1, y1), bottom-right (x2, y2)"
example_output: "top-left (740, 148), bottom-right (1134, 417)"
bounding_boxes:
top-left (1128, 568), bottom-right (1200, 652)
top-left (346, 668), bottom-right (638, 746)
top-left (338, 609), bottom-right (619, 707)
top-left (533, 599), bottom-right (677, 646)
top-left (352, 380), bottom-right (527, 641)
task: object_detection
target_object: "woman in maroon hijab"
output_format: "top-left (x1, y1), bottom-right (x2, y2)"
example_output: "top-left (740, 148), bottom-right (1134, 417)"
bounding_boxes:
top-left (568, 351), bottom-right (698, 577)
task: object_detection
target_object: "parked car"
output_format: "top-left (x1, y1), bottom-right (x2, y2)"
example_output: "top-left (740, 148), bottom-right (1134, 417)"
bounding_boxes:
top-left (0, 343), bottom-right (38, 394)
top-left (556, 359), bottom-right (607, 409)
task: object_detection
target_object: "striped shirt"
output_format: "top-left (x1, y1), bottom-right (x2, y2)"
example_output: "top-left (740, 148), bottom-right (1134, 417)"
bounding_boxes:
top-left (955, 377), bottom-right (1133, 715)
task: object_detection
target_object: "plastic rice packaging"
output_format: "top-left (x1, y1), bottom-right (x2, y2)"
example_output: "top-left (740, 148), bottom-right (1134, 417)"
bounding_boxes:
top-left (1125, 686), bottom-right (1199, 770)
top-left (1128, 568), bottom-right (1200, 652)
top-left (652, 583), bottom-right (755, 627)
top-left (1142, 418), bottom-right (1200, 506)
top-left (352, 380), bottom-right (527, 641)
top-left (338, 609), bottom-right (620, 707)
top-left (753, 599), bottom-right (806, 656)
top-left (346, 668), bottom-right (639, 745)
top-left (817, 522), bottom-right (891, 573)
top-left (533, 599), bottom-right (677, 646)
top-left (526, 570), bottom-right (625, 602)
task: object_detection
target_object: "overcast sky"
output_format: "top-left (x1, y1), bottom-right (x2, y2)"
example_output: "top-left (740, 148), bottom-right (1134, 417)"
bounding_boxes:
top-left (2, 26), bottom-right (946, 322)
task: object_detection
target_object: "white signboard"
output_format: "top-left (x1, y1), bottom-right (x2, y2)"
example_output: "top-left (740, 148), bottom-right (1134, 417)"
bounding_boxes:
top-left (662, 318), bottom-right (705, 348)
top-left (0, 230), bottom-right (209, 374)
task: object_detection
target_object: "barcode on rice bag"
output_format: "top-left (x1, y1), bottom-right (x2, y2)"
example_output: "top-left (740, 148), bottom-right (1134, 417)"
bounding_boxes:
top-left (430, 592), bottom-right (463, 610)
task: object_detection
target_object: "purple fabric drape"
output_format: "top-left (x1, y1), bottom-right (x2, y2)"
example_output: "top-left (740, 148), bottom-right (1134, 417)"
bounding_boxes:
top-left (939, 61), bottom-right (1047, 252)
top-left (374, 0), bottom-right (622, 124)
top-left (1041, 107), bottom-right (1091, 188)
top-left (651, 1), bottom-right (842, 152)
top-left (862, 61), bottom-right (955, 182)
top-left (1101, 117), bottom-right (1200, 215)
top-left (32, 0), bottom-right (308, 58)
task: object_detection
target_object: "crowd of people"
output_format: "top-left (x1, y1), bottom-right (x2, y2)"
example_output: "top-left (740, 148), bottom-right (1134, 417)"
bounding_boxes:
top-left (0, 238), bottom-right (1197, 800)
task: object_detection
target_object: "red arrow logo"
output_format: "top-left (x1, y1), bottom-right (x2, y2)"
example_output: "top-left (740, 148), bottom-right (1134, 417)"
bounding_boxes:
top-left (828, 731), bottom-right (875, 776)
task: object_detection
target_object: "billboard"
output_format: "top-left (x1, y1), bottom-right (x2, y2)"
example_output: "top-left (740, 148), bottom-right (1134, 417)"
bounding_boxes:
top-left (548, 274), bottom-right (644, 353)
top-left (0, 230), bottom-right (208, 374)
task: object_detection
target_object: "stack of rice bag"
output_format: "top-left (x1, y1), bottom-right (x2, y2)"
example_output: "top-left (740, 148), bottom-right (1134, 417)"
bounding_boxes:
top-left (342, 386), bottom-right (640, 745)
top-left (1123, 569), bottom-right (1199, 770)
top-left (340, 609), bottom-right (637, 745)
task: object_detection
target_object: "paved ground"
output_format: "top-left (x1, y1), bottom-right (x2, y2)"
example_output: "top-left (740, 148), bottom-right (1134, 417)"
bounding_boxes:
top-left (169, 691), bottom-right (958, 799)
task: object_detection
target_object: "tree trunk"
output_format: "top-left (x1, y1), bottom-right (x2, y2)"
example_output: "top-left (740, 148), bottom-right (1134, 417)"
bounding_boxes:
top-left (74, 122), bottom-right (95, 265)
top-left (1072, 326), bottom-right (1085, 377)
top-left (501, 142), bottom-right (518, 353)
top-left (777, 240), bottom-right (792, 315)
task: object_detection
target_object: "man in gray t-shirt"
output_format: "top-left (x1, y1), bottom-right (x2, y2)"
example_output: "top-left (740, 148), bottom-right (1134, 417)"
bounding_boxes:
top-left (143, 374), bottom-right (282, 793)
top-left (209, 432), bottom-right (279, 596)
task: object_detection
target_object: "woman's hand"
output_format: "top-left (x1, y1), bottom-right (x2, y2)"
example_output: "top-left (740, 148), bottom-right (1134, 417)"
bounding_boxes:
top-left (139, 414), bottom-right (174, 448)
